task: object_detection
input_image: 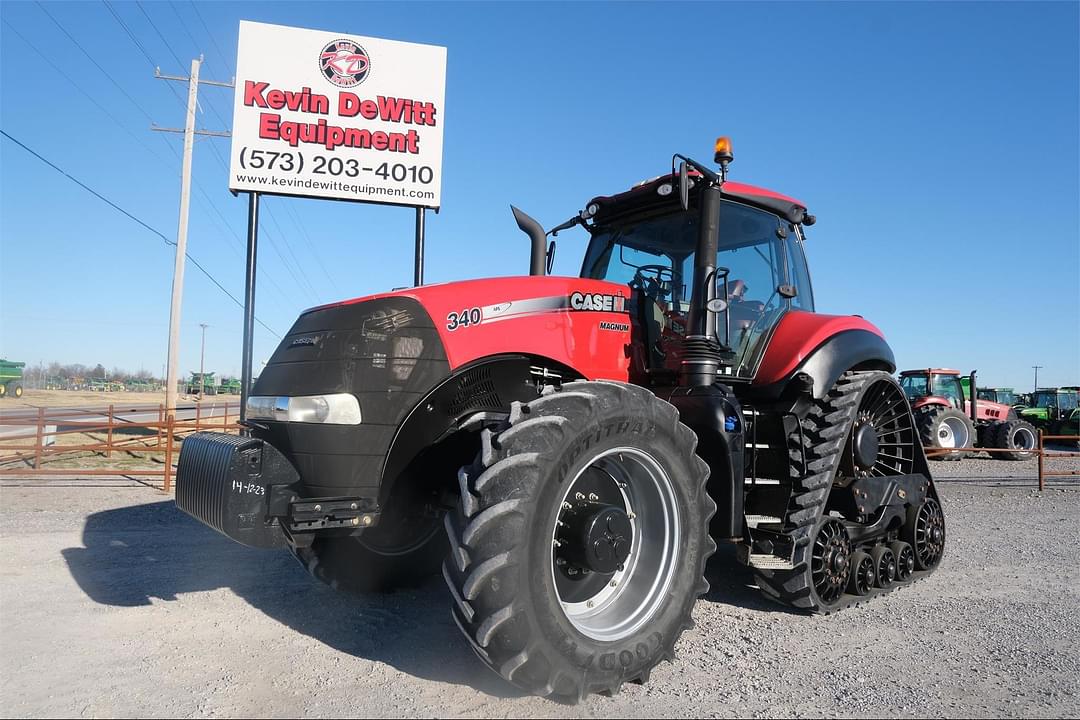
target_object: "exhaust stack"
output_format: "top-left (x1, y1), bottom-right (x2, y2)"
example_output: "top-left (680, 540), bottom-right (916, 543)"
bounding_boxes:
top-left (511, 206), bottom-right (547, 276)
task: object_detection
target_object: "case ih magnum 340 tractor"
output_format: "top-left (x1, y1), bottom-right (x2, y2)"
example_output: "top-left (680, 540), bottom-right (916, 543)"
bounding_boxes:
top-left (898, 369), bottom-right (1037, 460)
top-left (177, 139), bottom-right (945, 701)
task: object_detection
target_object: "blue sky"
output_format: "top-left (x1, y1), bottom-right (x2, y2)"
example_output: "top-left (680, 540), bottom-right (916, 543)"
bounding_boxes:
top-left (1, 1), bottom-right (1077, 389)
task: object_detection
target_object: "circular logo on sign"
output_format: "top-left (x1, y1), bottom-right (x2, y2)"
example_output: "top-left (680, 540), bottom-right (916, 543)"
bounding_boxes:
top-left (318, 39), bottom-right (370, 88)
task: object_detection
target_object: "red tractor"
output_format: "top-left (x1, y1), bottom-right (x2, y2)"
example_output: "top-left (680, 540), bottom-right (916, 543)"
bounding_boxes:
top-left (898, 368), bottom-right (1036, 460)
top-left (176, 139), bottom-right (944, 701)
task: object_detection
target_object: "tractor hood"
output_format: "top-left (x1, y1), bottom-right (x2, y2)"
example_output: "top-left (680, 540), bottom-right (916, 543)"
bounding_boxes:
top-left (301, 276), bottom-right (634, 381)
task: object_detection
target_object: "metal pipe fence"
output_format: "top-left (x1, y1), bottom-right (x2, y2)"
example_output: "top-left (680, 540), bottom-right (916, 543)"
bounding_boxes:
top-left (0, 402), bottom-right (240, 491)
top-left (924, 429), bottom-right (1080, 489)
top-left (1, 405), bottom-right (1076, 492)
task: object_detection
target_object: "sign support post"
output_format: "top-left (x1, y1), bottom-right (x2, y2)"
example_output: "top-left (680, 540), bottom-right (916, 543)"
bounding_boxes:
top-left (240, 192), bottom-right (260, 423)
top-left (414, 207), bottom-right (425, 286)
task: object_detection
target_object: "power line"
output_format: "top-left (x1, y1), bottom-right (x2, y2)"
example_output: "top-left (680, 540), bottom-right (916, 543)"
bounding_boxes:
top-left (284, 201), bottom-right (342, 296)
top-left (89, 4), bottom-right (298, 311)
top-left (1, 130), bottom-right (282, 339)
top-left (135, 0), bottom-right (186, 72)
top-left (263, 204), bottom-right (322, 301)
top-left (35, 2), bottom-right (154, 125)
top-left (1, 19), bottom-right (179, 171)
top-left (189, 1), bottom-right (232, 76)
top-left (101, 0), bottom-right (189, 112)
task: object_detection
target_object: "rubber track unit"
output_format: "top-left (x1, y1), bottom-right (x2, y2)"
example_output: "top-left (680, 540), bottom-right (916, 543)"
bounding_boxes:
top-left (442, 380), bottom-right (715, 702)
top-left (753, 370), bottom-right (939, 613)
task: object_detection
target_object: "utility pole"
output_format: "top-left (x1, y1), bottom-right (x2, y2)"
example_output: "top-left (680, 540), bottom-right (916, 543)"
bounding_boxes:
top-left (199, 323), bottom-right (209, 397)
top-left (1033, 365), bottom-right (1043, 393)
top-left (153, 57), bottom-right (233, 420)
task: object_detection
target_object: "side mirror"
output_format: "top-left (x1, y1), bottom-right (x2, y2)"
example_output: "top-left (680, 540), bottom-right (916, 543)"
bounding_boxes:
top-left (546, 240), bottom-right (556, 275)
top-left (679, 160), bottom-right (689, 211)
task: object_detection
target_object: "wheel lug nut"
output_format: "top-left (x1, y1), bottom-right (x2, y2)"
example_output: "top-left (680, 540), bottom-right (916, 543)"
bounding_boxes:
top-left (553, 539), bottom-right (562, 547)
top-left (627, 512), bottom-right (637, 520)
top-left (586, 600), bottom-right (594, 608)
top-left (575, 492), bottom-right (586, 501)
top-left (588, 493), bottom-right (599, 501)
top-left (562, 502), bottom-right (572, 510)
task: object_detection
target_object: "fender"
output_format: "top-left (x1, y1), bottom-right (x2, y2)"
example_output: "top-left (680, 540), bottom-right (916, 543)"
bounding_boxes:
top-left (379, 354), bottom-right (583, 503)
top-left (754, 312), bottom-right (895, 399)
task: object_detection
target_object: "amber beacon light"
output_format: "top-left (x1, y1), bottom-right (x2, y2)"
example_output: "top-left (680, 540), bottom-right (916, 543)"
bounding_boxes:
top-left (714, 136), bottom-right (734, 165)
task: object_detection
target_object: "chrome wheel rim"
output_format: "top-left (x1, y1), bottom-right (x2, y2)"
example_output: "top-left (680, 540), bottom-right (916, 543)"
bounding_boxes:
top-left (938, 417), bottom-right (969, 449)
top-left (1013, 426), bottom-right (1036, 451)
top-left (551, 447), bottom-right (680, 642)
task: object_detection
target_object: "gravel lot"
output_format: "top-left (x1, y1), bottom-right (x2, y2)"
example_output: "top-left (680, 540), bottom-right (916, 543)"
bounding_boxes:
top-left (1, 455), bottom-right (1077, 718)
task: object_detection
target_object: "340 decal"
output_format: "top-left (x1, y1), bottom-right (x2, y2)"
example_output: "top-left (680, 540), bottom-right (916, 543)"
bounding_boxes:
top-left (446, 307), bottom-right (482, 331)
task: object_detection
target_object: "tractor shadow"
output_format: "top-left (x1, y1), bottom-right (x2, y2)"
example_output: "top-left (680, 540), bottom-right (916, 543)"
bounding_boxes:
top-left (703, 544), bottom-right (802, 614)
top-left (61, 501), bottom-right (524, 699)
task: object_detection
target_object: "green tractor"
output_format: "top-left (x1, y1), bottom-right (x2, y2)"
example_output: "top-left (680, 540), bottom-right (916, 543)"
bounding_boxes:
top-left (1020, 388), bottom-right (1079, 431)
top-left (0, 359), bottom-right (25, 398)
top-left (1022, 387), bottom-right (1080, 447)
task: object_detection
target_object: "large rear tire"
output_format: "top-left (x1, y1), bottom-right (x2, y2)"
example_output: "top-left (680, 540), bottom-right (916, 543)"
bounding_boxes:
top-left (443, 380), bottom-right (714, 702)
top-left (917, 406), bottom-right (974, 461)
top-left (992, 419), bottom-right (1037, 460)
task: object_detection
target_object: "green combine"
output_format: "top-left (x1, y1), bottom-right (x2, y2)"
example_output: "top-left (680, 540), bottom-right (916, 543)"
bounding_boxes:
top-left (217, 377), bottom-right (241, 395)
top-left (0, 359), bottom-right (25, 398)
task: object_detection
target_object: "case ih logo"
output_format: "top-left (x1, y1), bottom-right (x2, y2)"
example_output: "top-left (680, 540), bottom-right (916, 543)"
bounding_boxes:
top-left (319, 39), bottom-right (370, 88)
top-left (569, 292), bottom-right (626, 313)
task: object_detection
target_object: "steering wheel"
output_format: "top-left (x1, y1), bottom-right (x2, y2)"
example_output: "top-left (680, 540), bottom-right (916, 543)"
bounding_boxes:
top-left (630, 265), bottom-right (674, 302)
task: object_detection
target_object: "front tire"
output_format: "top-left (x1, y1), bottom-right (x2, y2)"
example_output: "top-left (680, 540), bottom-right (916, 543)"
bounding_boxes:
top-left (443, 380), bottom-right (714, 701)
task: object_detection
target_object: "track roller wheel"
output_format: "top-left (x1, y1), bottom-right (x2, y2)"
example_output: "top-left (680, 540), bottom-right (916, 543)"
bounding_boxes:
top-left (890, 541), bottom-right (915, 581)
top-left (846, 551), bottom-right (875, 596)
top-left (443, 380), bottom-right (714, 702)
top-left (810, 518), bottom-right (852, 606)
top-left (906, 497), bottom-right (945, 570)
top-left (870, 545), bottom-right (896, 588)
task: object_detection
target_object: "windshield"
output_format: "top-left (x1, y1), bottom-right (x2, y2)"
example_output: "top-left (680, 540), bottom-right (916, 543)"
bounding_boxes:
top-left (932, 374), bottom-right (965, 408)
top-left (1037, 392), bottom-right (1080, 410)
top-left (581, 200), bottom-right (812, 379)
top-left (900, 374), bottom-right (928, 401)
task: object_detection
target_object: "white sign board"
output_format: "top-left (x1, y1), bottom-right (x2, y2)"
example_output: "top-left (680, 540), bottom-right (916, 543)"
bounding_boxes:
top-left (229, 21), bottom-right (446, 208)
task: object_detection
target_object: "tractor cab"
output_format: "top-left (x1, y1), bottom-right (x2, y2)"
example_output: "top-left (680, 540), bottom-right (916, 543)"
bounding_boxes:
top-left (900, 369), bottom-right (967, 410)
top-left (1022, 388), bottom-right (1079, 424)
top-left (576, 142), bottom-right (815, 384)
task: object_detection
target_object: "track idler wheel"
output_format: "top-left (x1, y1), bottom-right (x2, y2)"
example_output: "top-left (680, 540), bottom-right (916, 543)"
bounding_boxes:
top-left (870, 546), bottom-right (896, 588)
top-left (906, 497), bottom-right (946, 570)
top-left (811, 518), bottom-right (852, 605)
top-left (890, 541), bottom-right (915, 581)
top-left (846, 551), bottom-right (875, 596)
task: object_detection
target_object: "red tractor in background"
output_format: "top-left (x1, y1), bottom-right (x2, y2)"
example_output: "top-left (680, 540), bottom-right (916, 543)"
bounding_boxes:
top-left (899, 368), bottom-right (1036, 460)
top-left (176, 139), bottom-right (944, 701)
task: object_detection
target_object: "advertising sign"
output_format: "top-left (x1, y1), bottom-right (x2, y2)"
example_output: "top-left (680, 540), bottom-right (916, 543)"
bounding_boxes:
top-left (229, 21), bottom-right (446, 208)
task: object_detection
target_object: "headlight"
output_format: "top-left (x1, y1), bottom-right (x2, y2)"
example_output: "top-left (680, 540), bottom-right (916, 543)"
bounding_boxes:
top-left (246, 394), bottom-right (362, 424)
